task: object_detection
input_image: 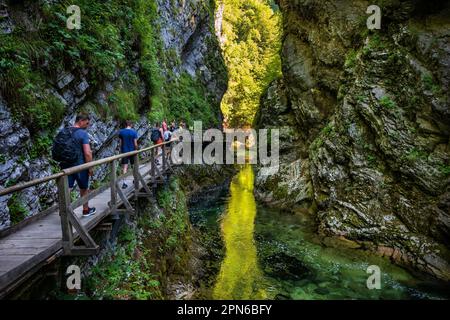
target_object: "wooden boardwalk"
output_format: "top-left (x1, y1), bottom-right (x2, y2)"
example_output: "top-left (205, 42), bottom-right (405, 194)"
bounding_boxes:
top-left (0, 142), bottom-right (175, 298)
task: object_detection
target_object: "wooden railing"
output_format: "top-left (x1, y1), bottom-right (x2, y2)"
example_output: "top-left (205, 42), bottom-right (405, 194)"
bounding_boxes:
top-left (0, 139), bottom-right (178, 255)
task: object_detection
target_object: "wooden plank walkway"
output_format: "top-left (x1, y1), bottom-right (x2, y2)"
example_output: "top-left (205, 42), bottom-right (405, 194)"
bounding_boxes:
top-left (0, 160), bottom-right (160, 297)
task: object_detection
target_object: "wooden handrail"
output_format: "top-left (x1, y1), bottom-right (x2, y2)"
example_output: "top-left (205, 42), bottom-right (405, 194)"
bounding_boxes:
top-left (0, 139), bottom-right (178, 197)
top-left (0, 172), bottom-right (65, 197)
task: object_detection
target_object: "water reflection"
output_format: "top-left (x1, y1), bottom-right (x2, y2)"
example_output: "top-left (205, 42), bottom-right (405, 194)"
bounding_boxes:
top-left (212, 165), bottom-right (267, 299)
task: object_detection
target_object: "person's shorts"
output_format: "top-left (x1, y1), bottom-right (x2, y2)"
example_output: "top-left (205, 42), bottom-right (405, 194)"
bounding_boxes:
top-left (68, 170), bottom-right (89, 190)
top-left (121, 156), bottom-right (135, 165)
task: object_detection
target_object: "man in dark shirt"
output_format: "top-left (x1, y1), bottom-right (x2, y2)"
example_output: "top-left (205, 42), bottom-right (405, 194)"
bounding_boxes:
top-left (118, 120), bottom-right (138, 189)
top-left (64, 113), bottom-right (96, 217)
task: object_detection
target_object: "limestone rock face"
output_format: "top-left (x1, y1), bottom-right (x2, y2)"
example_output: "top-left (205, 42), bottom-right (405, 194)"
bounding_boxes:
top-left (0, 0), bottom-right (226, 231)
top-left (256, 0), bottom-right (450, 280)
top-left (156, 0), bottom-right (227, 106)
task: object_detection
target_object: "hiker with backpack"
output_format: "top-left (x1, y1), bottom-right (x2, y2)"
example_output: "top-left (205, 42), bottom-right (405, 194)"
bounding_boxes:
top-left (150, 122), bottom-right (164, 165)
top-left (163, 127), bottom-right (172, 142)
top-left (162, 119), bottom-right (168, 133)
top-left (118, 120), bottom-right (138, 189)
top-left (169, 121), bottom-right (177, 132)
top-left (52, 113), bottom-right (96, 217)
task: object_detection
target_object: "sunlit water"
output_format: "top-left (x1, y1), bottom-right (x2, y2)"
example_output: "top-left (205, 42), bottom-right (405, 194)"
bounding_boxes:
top-left (212, 165), bottom-right (267, 299)
top-left (189, 165), bottom-right (449, 300)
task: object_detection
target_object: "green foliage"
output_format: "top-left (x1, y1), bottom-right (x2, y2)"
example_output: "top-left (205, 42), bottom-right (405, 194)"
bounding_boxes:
top-left (220, 0), bottom-right (282, 127)
top-left (310, 137), bottom-right (324, 151)
top-left (108, 89), bottom-right (139, 122)
top-left (321, 123), bottom-right (334, 136)
top-left (41, 0), bottom-right (130, 81)
top-left (439, 164), bottom-right (450, 176)
top-left (84, 177), bottom-right (191, 299)
top-left (421, 73), bottom-right (441, 94)
top-left (0, 0), bottom-right (136, 132)
top-left (357, 95), bottom-right (367, 103)
top-left (132, 0), bottom-right (220, 127)
top-left (1, 0), bottom-right (223, 136)
top-left (344, 50), bottom-right (358, 69)
top-left (166, 73), bottom-right (220, 127)
top-left (85, 223), bottom-right (161, 300)
top-left (367, 154), bottom-right (376, 166)
top-left (156, 178), bottom-right (190, 251)
top-left (362, 34), bottom-right (386, 56)
top-left (7, 194), bottom-right (29, 225)
top-left (0, 34), bottom-right (65, 132)
top-left (406, 148), bottom-right (428, 161)
top-left (379, 96), bottom-right (397, 109)
top-left (132, 0), bottom-right (163, 99)
top-left (29, 132), bottom-right (53, 159)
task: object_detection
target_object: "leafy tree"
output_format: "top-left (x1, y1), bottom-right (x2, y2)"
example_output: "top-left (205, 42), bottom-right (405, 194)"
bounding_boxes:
top-left (219, 0), bottom-right (282, 127)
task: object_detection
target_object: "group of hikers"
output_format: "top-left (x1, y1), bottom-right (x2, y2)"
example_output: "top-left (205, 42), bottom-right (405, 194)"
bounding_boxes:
top-left (52, 113), bottom-right (185, 218)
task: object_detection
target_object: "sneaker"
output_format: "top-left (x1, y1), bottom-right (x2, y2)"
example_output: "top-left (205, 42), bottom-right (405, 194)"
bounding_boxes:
top-left (82, 207), bottom-right (96, 217)
top-left (122, 183), bottom-right (128, 189)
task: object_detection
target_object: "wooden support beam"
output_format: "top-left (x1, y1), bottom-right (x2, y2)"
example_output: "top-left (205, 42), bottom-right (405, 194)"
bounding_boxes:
top-left (135, 170), bottom-right (152, 196)
top-left (162, 146), bottom-right (167, 173)
top-left (68, 247), bottom-right (99, 256)
top-left (96, 223), bottom-right (113, 231)
top-left (67, 208), bottom-right (98, 250)
top-left (151, 148), bottom-right (156, 185)
top-left (137, 192), bottom-right (153, 198)
top-left (133, 154), bottom-right (140, 201)
top-left (116, 182), bottom-right (135, 215)
top-left (110, 160), bottom-right (117, 215)
top-left (115, 209), bottom-right (133, 215)
top-left (152, 156), bottom-right (164, 182)
top-left (56, 176), bottom-right (73, 255)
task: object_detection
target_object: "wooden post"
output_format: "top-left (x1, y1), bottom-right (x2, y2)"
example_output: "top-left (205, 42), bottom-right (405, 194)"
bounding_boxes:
top-left (167, 143), bottom-right (173, 171)
top-left (162, 145), bottom-right (167, 173)
top-left (151, 148), bottom-right (156, 182)
top-left (133, 154), bottom-right (140, 201)
top-left (110, 160), bottom-right (117, 217)
top-left (57, 176), bottom-right (73, 255)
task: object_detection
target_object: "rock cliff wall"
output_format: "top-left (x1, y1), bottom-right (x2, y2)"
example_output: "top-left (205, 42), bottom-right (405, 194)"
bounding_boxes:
top-left (0, 0), bottom-right (227, 231)
top-left (255, 0), bottom-right (450, 280)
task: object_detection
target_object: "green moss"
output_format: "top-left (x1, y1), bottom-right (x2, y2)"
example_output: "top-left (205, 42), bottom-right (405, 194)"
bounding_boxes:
top-left (108, 89), bottom-right (139, 122)
top-left (156, 178), bottom-right (190, 251)
top-left (0, 34), bottom-right (65, 133)
top-left (133, 0), bottom-right (163, 99)
top-left (310, 137), bottom-right (324, 152)
top-left (344, 50), bottom-right (357, 69)
top-left (379, 96), bottom-right (397, 109)
top-left (357, 95), bottom-right (367, 103)
top-left (405, 148), bottom-right (428, 161)
top-left (41, 1), bottom-right (130, 81)
top-left (165, 72), bottom-right (220, 127)
top-left (367, 154), bottom-right (376, 166)
top-left (362, 34), bottom-right (387, 56)
top-left (321, 123), bottom-right (334, 136)
top-left (438, 163), bottom-right (450, 176)
top-left (29, 133), bottom-right (53, 159)
top-left (421, 73), bottom-right (441, 95)
top-left (7, 194), bottom-right (29, 225)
